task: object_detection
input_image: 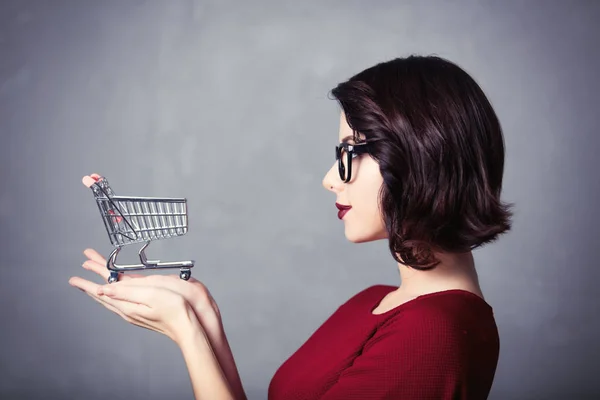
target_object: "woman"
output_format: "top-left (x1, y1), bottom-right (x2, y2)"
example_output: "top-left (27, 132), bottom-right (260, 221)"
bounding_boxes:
top-left (69, 55), bottom-right (512, 399)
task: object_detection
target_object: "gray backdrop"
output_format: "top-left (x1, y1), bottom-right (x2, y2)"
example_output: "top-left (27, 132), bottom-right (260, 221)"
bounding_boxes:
top-left (1, 1), bottom-right (598, 399)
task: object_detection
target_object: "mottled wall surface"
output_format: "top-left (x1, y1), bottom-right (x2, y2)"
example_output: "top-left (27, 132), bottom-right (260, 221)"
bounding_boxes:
top-left (1, 1), bottom-right (598, 399)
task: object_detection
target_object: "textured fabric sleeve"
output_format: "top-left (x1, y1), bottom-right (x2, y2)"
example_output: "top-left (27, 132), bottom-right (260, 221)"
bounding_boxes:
top-left (318, 309), bottom-right (470, 400)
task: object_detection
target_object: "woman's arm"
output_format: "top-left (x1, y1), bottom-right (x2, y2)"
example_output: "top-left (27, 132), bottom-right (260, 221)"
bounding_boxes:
top-left (185, 303), bottom-right (248, 400)
top-left (205, 324), bottom-right (248, 400)
top-left (177, 316), bottom-right (238, 400)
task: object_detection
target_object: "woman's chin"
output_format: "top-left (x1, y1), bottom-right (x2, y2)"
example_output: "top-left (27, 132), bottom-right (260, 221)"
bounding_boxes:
top-left (344, 228), bottom-right (386, 243)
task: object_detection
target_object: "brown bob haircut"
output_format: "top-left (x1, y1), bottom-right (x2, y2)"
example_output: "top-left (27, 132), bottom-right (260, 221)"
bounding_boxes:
top-left (330, 55), bottom-right (513, 270)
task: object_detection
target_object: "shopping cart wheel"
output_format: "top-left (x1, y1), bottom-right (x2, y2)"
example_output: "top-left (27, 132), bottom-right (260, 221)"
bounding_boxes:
top-left (179, 268), bottom-right (191, 281)
top-left (108, 271), bottom-right (119, 283)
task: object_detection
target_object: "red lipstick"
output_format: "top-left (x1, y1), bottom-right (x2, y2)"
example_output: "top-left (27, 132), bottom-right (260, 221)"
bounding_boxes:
top-left (335, 202), bottom-right (352, 220)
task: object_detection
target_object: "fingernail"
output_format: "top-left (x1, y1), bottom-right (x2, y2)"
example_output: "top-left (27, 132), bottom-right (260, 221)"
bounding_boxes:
top-left (82, 262), bottom-right (89, 269)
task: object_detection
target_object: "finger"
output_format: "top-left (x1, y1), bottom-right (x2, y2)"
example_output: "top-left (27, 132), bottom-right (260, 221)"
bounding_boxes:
top-left (115, 275), bottom-right (204, 293)
top-left (97, 282), bottom-right (160, 307)
top-left (105, 275), bottom-right (204, 306)
top-left (70, 276), bottom-right (131, 317)
top-left (128, 276), bottom-right (219, 318)
top-left (111, 275), bottom-right (179, 287)
top-left (69, 276), bottom-right (102, 294)
top-left (85, 290), bottom-right (124, 315)
top-left (83, 248), bottom-right (106, 265)
top-left (84, 292), bottom-right (161, 334)
top-left (96, 290), bottom-right (152, 319)
top-left (82, 175), bottom-right (96, 188)
top-left (82, 259), bottom-right (141, 283)
top-left (71, 277), bottom-right (152, 323)
top-left (83, 173), bottom-right (102, 186)
top-left (82, 249), bottom-right (144, 282)
top-left (81, 259), bottom-right (117, 282)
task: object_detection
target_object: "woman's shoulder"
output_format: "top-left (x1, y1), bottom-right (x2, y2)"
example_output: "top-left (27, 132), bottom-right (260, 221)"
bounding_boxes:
top-left (378, 289), bottom-right (498, 340)
top-left (401, 289), bottom-right (494, 316)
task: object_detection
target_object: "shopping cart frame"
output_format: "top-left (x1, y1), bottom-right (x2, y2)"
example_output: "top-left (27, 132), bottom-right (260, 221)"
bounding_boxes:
top-left (86, 175), bottom-right (195, 283)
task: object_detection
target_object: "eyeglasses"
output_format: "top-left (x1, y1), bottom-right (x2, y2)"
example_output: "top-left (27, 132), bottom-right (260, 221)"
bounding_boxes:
top-left (335, 142), bottom-right (371, 183)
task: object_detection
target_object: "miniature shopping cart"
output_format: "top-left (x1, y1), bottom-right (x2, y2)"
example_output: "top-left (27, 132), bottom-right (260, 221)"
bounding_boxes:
top-left (85, 175), bottom-right (194, 283)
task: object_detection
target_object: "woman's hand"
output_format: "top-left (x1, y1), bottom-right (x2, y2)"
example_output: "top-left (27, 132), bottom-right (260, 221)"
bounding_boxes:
top-left (73, 248), bottom-right (224, 338)
top-left (69, 269), bottom-right (199, 345)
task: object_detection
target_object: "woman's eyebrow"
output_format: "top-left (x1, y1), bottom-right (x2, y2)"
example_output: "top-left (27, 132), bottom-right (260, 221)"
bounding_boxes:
top-left (340, 135), bottom-right (354, 143)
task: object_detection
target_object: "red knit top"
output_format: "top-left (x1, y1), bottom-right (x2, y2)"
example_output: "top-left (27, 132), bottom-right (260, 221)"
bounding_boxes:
top-left (268, 285), bottom-right (499, 400)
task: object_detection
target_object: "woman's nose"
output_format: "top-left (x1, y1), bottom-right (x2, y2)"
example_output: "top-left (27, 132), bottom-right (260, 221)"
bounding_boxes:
top-left (322, 162), bottom-right (343, 192)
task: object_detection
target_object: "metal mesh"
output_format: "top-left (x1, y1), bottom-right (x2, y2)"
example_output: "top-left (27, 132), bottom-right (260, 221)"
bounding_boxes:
top-left (96, 196), bottom-right (189, 246)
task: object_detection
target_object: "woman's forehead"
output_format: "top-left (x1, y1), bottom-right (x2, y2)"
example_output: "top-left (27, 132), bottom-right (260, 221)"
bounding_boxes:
top-left (338, 112), bottom-right (352, 139)
top-left (338, 112), bottom-right (366, 142)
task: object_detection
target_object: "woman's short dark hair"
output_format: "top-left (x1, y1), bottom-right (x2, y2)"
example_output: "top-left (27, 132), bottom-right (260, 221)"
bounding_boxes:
top-left (330, 55), bottom-right (514, 270)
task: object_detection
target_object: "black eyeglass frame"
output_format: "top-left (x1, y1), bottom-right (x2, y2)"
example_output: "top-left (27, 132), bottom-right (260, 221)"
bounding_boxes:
top-left (335, 142), bottom-right (371, 183)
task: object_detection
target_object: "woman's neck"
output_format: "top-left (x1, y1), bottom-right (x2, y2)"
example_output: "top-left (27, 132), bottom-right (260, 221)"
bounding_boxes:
top-left (394, 250), bottom-right (483, 298)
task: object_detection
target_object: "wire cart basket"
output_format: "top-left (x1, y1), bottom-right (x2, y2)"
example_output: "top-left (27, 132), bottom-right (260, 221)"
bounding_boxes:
top-left (85, 175), bottom-right (195, 283)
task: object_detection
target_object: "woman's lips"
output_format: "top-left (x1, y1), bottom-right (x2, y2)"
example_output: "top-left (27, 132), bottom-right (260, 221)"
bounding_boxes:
top-left (335, 203), bottom-right (352, 220)
top-left (338, 209), bottom-right (350, 219)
